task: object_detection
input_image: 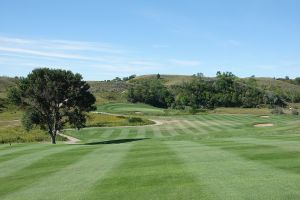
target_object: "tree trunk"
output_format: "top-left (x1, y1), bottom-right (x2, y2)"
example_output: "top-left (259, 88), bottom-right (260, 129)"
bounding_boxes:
top-left (50, 133), bottom-right (56, 144)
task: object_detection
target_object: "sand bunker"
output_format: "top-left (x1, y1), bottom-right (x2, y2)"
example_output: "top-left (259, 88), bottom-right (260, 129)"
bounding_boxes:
top-left (135, 112), bottom-right (143, 114)
top-left (260, 116), bottom-right (270, 118)
top-left (254, 123), bottom-right (274, 127)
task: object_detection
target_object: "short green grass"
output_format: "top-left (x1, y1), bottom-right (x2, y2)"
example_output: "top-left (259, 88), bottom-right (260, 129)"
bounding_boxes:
top-left (2, 112), bottom-right (300, 199)
top-left (97, 102), bottom-right (166, 115)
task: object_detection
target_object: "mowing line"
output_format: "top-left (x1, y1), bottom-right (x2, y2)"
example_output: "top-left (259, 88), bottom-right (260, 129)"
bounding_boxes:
top-left (3, 143), bottom-right (132, 200)
top-left (0, 146), bottom-right (93, 197)
top-left (85, 140), bottom-right (210, 199)
top-left (152, 126), bottom-right (164, 138)
top-left (176, 120), bottom-right (196, 135)
top-left (136, 128), bottom-right (146, 138)
top-left (0, 145), bottom-right (76, 178)
top-left (167, 140), bottom-right (300, 200)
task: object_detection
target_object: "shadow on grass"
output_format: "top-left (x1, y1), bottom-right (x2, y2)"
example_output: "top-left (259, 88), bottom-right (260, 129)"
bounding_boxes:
top-left (82, 138), bottom-right (149, 145)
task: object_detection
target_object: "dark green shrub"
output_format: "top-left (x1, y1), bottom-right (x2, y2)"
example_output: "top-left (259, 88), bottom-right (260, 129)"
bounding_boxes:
top-left (128, 117), bottom-right (143, 123)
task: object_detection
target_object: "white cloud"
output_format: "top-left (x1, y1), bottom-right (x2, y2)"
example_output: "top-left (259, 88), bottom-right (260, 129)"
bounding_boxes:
top-left (0, 36), bottom-right (124, 53)
top-left (0, 36), bottom-right (204, 79)
top-left (0, 47), bottom-right (98, 60)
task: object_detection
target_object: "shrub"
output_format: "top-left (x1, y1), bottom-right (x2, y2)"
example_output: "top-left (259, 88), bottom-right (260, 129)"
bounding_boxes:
top-left (184, 106), bottom-right (198, 114)
top-left (128, 117), bottom-right (143, 123)
top-left (271, 107), bottom-right (284, 115)
top-left (291, 109), bottom-right (299, 115)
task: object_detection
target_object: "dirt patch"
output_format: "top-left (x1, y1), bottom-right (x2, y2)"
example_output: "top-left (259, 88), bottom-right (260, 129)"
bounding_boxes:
top-left (254, 123), bottom-right (274, 127)
top-left (58, 133), bottom-right (81, 144)
top-left (0, 120), bottom-right (21, 127)
top-left (260, 116), bottom-right (270, 118)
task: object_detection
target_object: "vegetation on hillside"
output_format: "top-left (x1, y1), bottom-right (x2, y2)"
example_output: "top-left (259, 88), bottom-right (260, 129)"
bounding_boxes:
top-left (127, 78), bottom-right (174, 108)
top-left (127, 72), bottom-right (286, 109)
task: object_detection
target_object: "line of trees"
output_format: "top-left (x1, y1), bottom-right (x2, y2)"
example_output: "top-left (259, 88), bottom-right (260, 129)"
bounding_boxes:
top-left (127, 72), bottom-right (286, 109)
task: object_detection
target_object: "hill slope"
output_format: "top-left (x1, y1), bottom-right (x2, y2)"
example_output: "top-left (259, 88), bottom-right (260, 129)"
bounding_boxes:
top-left (131, 75), bottom-right (300, 103)
top-left (2, 75), bottom-right (300, 103)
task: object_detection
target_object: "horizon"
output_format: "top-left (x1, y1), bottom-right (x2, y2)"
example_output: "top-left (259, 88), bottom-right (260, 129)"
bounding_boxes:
top-left (0, 72), bottom-right (290, 82)
top-left (1, 0), bottom-right (300, 80)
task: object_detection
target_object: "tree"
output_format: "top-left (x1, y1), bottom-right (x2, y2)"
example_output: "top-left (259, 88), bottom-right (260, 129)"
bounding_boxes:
top-left (127, 78), bottom-right (173, 108)
top-left (9, 68), bottom-right (96, 144)
top-left (196, 72), bottom-right (204, 77)
top-left (156, 73), bottom-right (161, 79)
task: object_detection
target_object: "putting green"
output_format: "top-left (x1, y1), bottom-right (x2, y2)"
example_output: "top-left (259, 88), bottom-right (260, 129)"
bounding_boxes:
top-left (97, 103), bottom-right (165, 115)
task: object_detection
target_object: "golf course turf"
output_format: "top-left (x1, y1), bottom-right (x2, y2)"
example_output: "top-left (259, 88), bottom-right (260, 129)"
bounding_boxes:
top-left (1, 113), bottom-right (300, 199)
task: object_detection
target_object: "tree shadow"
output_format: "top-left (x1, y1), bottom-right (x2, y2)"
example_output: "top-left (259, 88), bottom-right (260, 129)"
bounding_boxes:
top-left (82, 138), bottom-right (149, 145)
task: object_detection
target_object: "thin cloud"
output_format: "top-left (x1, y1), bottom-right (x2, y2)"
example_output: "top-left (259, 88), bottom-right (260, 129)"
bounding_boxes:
top-left (0, 36), bottom-right (125, 54)
top-left (0, 47), bottom-right (96, 60)
top-left (169, 59), bottom-right (201, 67)
top-left (0, 36), bottom-right (203, 79)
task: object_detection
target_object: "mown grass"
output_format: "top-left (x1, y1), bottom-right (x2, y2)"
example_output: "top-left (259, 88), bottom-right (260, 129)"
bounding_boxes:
top-left (2, 100), bottom-right (300, 199)
top-left (212, 107), bottom-right (271, 115)
top-left (2, 113), bottom-right (300, 199)
top-left (97, 103), bottom-right (166, 115)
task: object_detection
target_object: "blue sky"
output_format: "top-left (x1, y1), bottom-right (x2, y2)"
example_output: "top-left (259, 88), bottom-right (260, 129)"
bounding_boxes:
top-left (0, 0), bottom-right (299, 80)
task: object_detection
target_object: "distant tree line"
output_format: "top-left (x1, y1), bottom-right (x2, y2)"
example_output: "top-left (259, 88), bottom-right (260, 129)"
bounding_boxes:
top-left (103, 74), bottom-right (136, 82)
top-left (127, 72), bottom-right (286, 109)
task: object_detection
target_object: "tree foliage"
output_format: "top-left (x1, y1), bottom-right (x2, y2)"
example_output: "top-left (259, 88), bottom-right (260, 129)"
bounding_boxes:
top-left (127, 79), bottom-right (173, 108)
top-left (9, 68), bottom-right (96, 144)
top-left (127, 72), bottom-right (286, 110)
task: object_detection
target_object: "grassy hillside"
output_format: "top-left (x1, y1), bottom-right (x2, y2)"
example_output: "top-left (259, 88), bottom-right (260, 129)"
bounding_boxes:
top-left (131, 74), bottom-right (194, 85)
top-left (255, 77), bottom-right (300, 102)
top-left (131, 75), bottom-right (300, 104)
top-left (0, 76), bottom-right (19, 98)
top-left (2, 75), bottom-right (300, 105)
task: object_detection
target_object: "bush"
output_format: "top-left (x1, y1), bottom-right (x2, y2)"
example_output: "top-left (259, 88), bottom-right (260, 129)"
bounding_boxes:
top-left (271, 107), bottom-right (284, 115)
top-left (291, 109), bottom-right (299, 115)
top-left (128, 117), bottom-right (143, 123)
top-left (184, 106), bottom-right (197, 114)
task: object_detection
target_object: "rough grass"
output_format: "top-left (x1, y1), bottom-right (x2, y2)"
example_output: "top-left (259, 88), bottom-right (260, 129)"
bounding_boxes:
top-left (0, 126), bottom-right (66, 144)
top-left (86, 113), bottom-right (154, 127)
top-left (131, 74), bottom-right (194, 85)
top-left (0, 109), bottom-right (153, 144)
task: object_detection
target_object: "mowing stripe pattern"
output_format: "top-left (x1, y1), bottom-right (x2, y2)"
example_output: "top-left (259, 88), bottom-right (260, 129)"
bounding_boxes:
top-left (1, 114), bottom-right (300, 199)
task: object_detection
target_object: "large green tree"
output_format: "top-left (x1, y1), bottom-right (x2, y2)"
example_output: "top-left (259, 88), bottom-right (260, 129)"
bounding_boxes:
top-left (9, 68), bottom-right (96, 144)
